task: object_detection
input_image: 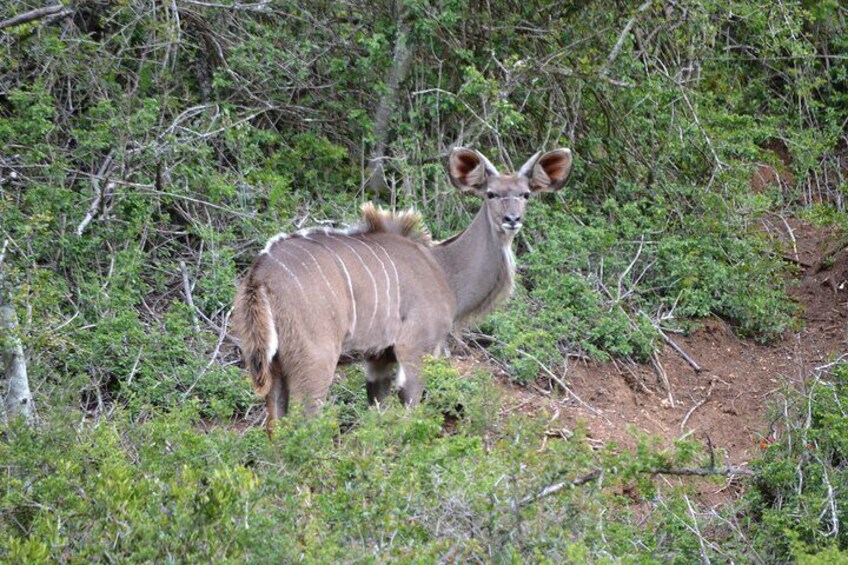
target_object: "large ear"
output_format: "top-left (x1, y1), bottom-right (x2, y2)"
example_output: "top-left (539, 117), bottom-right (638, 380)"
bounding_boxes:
top-left (448, 148), bottom-right (499, 194)
top-left (519, 148), bottom-right (573, 193)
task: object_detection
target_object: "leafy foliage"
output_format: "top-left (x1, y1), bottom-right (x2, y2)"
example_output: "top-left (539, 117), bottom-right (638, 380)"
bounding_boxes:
top-left (0, 377), bottom-right (733, 563)
top-left (1, 0), bottom-right (847, 562)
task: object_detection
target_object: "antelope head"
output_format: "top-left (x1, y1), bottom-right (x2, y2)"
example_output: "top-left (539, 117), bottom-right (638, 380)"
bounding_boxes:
top-left (448, 147), bottom-right (573, 239)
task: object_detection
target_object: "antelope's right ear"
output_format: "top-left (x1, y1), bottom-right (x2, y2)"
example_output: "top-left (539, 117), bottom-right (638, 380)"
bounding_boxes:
top-left (448, 148), bottom-right (499, 194)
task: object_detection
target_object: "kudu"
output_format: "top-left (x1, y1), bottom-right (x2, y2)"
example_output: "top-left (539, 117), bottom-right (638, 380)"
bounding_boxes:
top-left (232, 147), bottom-right (573, 436)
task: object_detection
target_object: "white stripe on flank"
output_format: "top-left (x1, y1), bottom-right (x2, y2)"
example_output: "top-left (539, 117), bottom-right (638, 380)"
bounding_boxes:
top-left (263, 247), bottom-right (307, 300)
top-left (304, 235), bottom-right (358, 332)
top-left (371, 240), bottom-right (401, 322)
top-left (326, 234), bottom-right (380, 334)
top-left (287, 239), bottom-right (340, 302)
top-left (349, 237), bottom-right (392, 327)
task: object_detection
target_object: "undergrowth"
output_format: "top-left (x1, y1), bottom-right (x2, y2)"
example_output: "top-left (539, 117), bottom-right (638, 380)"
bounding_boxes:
top-left (5, 359), bottom-right (848, 562)
top-left (0, 362), bottom-right (718, 563)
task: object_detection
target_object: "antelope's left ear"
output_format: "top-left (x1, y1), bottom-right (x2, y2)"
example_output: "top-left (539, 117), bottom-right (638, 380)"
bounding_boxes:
top-left (518, 148), bottom-right (573, 193)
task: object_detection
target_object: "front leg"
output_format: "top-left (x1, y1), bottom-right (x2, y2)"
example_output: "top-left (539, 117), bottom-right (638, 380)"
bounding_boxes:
top-left (365, 350), bottom-right (396, 406)
top-left (392, 348), bottom-right (426, 408)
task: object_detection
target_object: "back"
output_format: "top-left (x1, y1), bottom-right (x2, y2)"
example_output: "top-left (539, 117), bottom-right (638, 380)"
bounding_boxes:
top-left (254, 229), bottom-right (453, 356)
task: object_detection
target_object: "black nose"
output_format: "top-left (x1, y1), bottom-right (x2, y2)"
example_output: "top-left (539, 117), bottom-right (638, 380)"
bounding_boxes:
top-left (504, 214), bottom-right (521, 225)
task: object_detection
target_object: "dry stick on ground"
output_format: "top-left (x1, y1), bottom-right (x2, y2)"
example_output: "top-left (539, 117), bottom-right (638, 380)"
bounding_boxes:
top-left (777, 213), bottom-right (799, 263)
top-left (680, 378), bottom-right (716, 433)
top-left (641, 311), bottom-right (705, 373)
top-left (651, 352), bottom-right (675, 408)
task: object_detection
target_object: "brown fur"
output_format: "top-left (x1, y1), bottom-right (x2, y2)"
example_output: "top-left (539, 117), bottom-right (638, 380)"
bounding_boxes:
top-left (359, 203), bottom-right (432, 244)
top-left (232, 148), bottom-right (572, 438)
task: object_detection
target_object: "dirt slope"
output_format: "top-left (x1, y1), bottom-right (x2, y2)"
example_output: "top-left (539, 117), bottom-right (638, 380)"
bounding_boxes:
top-left (483, 218), bottom-right (847, 467)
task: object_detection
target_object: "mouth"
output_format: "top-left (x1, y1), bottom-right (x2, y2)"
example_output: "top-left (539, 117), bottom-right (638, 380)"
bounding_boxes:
top-left (501, 223), bottom-right (522, 232)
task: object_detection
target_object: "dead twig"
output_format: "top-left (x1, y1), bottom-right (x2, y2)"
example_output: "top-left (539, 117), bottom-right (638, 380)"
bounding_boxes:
top-left (181, 309), bottom-right (231, 401)
top-left (599, 0), bottom-right (652, 76)
top-left (649, 466), bottom-right (754, 478)
top-left (179, 260), bottom-right (201, 333)
top-left (76, 153), bottom-right (115, 237)
top-left (517, 469), bottom-right (603, 507)
top-left (680, 378), bottom-right (716, 432)
top-left (651, 352), bottom-right (675, 408)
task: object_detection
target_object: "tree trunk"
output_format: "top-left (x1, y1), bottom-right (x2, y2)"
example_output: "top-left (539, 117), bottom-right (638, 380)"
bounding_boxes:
top-left (366, 4), bottom-right (414, 196)
top-left (0, 266), bottom-right (33, 425)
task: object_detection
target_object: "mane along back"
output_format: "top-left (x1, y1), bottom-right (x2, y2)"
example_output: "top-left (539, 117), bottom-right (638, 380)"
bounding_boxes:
top-left (359, 203), bottom-right (431, 244)
top-left (261, 203), bottom-right (431, 256)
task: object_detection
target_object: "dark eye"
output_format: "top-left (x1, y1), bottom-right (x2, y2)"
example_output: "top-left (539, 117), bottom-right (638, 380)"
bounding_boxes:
top-left (486, 191), bottom-right (497, 199)
top-left (521, 192), bottom-right (530, 200)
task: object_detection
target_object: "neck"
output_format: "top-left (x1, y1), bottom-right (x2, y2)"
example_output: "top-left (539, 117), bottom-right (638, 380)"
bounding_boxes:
top-left (432, 206), bottom-right (516, 326)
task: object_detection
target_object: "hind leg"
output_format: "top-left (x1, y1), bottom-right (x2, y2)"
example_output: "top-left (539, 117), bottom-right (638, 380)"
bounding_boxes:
top-left (289, 356), bottom-right (339, 417)
top-left (264, 367), bottom-right (288, 439)
top-left (365, 349), bottom-right (396, 406)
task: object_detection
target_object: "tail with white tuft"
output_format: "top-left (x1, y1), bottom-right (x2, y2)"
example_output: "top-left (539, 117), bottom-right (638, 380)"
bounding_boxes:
top-left (232, 274), bottom-right (278, 396)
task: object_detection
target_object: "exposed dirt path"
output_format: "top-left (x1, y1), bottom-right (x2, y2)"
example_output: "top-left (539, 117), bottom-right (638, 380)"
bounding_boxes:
top-left (469, 218), bottom-right (847, 471)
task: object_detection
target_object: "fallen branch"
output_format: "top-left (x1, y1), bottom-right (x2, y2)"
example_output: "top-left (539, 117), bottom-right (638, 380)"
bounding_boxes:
top-left (0, 3), bottom-right (68, 31)
top-left (649, 466), bottom-right (754, 478)
top-left (517, 469), bottom-right (603, 507)
top-left (651, 352), bottom-right (675, 408)
top-left (641, 311), bottom-right (705, 373)
top-left (659, 329), bottom-right (704, 373)
top-left (518, 464), bottom-right (753, 507)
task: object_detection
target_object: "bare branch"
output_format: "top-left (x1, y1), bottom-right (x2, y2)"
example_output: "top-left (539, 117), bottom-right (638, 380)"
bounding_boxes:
top-left (76, 153), bottom-right (115, 237)
top-left (178, 0), bottom-right (271, 11)
top-left (599, 0), bottom-right (652, 76)
top-left (0, 3), bottom-right (69, 31)
top-left (517, 469), bottom-right (603, 507)
top-left (179, 261), bottom-right (201, 334)
top-left (517, 464), bottom-right (753, 508)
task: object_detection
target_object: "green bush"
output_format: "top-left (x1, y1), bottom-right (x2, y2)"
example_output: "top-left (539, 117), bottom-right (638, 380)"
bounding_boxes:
top-left (747, 362), bottom-right (848, 560)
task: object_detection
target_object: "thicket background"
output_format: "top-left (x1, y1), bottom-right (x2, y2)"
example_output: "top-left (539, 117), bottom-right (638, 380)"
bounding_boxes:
top-left (1, 0), bottom-right (847, 562)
